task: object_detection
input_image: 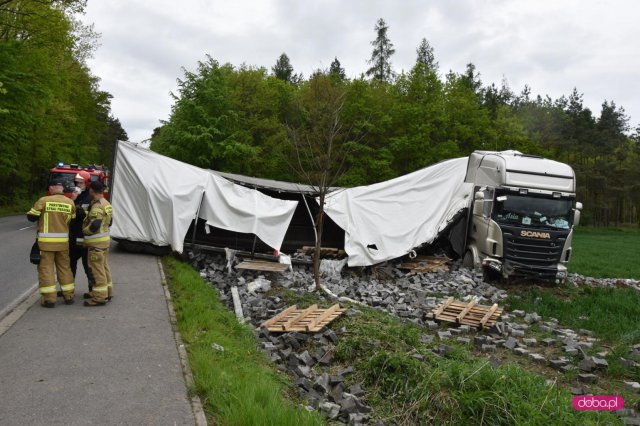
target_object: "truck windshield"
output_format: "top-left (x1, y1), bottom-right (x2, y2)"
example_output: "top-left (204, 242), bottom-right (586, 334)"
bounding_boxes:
top-left (49, 172), bottom-right (76, 192)
top-left (492, 194), bottom-right (573, 230)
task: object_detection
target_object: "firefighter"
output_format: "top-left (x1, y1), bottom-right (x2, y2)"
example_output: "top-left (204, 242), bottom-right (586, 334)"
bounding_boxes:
top-left (83, 181), bottom-right (113, 306)
top-left (68, 172), bottom-right (95, 290)
top-left (26, 180), bottom-right (76, 307)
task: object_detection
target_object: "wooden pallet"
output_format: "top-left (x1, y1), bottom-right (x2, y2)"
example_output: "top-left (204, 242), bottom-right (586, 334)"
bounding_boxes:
top-left (428, 297), bottom-right (503, 329)
top-left (398, 256), bottom-right (450, 273)
top-left (235, 260), bottom-right (289, 273)
top-left (262, 304), bottom-right (346, 332)
top-left (300, 246), bottom-right (347, 259)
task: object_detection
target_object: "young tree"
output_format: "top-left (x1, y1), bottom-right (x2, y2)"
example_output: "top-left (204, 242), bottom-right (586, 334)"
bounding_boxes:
top-left (329, 57), bottom-right (346, 81)
top-left (366, 18), bottom-right (395, 82)
top-left (272, 53), bottom-right (295, 83)
top-left (286, 73), bottom-right (364, 291)
top-left (415, 37), bottom-right (438, 72)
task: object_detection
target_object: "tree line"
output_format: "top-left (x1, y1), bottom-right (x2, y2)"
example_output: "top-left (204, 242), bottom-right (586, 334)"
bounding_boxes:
top-left (151, 18), bottom-right (640, 227)
top-left (0, 0), bottom-right (127, 206)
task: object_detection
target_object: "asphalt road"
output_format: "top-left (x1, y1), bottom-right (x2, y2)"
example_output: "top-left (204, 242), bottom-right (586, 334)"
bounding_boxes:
top-left (0, 215), bottom-right (40, 316)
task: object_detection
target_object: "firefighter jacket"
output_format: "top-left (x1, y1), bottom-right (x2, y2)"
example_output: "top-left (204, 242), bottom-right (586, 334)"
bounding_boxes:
top-left (69, 190), bottom-right (91, 246)
top-left (83, 197), bottom-right (113, 249)
top-left (27, 192), bottom-right (76, 251)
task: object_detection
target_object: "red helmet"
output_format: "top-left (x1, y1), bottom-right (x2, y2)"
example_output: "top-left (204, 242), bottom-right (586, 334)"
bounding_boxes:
top-left (74, 170), bottom-right (91, 187)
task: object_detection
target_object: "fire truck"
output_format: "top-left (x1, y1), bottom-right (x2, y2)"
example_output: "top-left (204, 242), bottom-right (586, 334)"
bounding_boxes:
top-left (47, 163), bottom-right (110, 199)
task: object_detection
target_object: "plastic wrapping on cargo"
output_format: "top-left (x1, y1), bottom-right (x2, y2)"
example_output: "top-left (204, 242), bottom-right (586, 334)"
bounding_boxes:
top-left (110, 141), bottom-right (298, 253)
top-left (322, 157), bottom-right (474, 266)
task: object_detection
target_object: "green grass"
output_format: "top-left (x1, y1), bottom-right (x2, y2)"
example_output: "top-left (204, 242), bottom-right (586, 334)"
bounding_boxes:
top-left (570, 227), bottom-right (640, 279)
top-left (279, 291), bottom-right (620, 425)
top-left (162, 257), bottom-right (323, 426)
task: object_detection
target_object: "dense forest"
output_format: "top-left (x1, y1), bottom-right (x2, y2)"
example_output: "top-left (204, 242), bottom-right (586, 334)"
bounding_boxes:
top-left (152, 19), bottom-right (640, 227)
top-left (0, 0), bottom-right (126, 206)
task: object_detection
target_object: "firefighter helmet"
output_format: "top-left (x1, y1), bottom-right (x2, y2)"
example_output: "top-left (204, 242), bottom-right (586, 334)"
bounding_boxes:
top-left (74, 170), bottom-right (91, 187)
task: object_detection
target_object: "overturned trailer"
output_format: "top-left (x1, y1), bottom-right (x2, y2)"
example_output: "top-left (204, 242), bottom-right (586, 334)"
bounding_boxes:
top-left (111, 142), bottom-right (581, 281)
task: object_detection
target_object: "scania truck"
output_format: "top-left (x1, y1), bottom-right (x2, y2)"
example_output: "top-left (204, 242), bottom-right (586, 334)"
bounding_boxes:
top-left (460, 150), bottom-right (582, 283)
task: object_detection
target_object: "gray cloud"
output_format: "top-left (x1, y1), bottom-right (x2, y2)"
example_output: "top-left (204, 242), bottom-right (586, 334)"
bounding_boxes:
top-left (82, 0), bottom-right (640, 142)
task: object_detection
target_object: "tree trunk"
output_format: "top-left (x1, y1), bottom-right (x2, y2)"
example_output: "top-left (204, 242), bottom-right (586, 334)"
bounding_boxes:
top-left (313, 192), bottom-right (326, 291)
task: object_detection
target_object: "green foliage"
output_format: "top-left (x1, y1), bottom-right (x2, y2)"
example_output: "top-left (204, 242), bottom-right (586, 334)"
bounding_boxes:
top-left (151, 20), bottom-right (640, 225)
top-left (162, 257), bottom-right (322, 426)
top-left (0, 0), bottom-right (126, 206)
top-left (366, 18), bottom-right (395, 82)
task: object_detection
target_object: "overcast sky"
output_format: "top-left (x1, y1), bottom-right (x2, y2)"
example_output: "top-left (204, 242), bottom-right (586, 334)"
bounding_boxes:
top-left (82, 0), bottom-right (640, 143)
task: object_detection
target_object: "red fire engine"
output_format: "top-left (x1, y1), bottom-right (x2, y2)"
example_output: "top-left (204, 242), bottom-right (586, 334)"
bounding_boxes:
top-left (48, 163), bottom-right (110, 199)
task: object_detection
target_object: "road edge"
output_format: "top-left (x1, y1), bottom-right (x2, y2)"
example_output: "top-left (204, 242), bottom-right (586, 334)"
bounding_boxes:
top-left (0, 284), bottom-right (38, 337)
top-left (157, 257), bottom-right (208, 426)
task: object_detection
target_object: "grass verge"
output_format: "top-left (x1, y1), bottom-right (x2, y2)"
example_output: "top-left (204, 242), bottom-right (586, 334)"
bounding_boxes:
top-left (0, 198), bottom-right (36, 218)
top-left (570, 227), bottom-right (640, 279)
top-left (162, 256), bottom-right (323, 426)
top-left (277, 290), bottom-right (622, 425)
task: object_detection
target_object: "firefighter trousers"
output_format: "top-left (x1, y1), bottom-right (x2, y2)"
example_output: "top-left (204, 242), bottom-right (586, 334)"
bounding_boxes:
top-left (88, 247), bottom-right (111, 303)
top-left (38, 250), bottom-right (74, 303)
top-left (70, 243), bottom-right (95, 290)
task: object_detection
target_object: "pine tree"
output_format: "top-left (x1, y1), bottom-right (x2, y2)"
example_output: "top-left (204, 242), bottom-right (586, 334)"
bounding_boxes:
top-left (272, 53), bottom-right (294, 83)
top-left (366, 18), bottom-right (395, 82)
top-left (415, 37), bottom-right (438, 72)
top-left (329, 57), bottom-right (346, 81)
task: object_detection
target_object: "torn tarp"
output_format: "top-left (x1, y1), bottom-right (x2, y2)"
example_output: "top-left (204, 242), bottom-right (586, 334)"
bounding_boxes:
top-left (110, 141), bottom-right (298, 253)
top-left (322, 157), bottom-right (473, 266)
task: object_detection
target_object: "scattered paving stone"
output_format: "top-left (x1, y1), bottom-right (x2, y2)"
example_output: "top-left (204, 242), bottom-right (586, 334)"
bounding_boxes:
top-left (620, 358), bottom-right (640, 369)
top-left (298, 350), bottom-right (315, 367)
top-left (523, 338), bottom-right (537, 347)
top-left (622, 417), bottom-right (640, 426)
top-left (420, 334), bottom-right (434, 344)
top-left (295, 365), bottom-right (311, 378)
top-left (623, 381), bottom-right (640, 392)
top-left (348, 413), bottom-right (369, 425)
top-left (513, 347), bottom-right (529, 356)
top-left (578, 329), bottom-right (594, 336)
top-left (426, 320), bottom-right (439, 330)
top-left (319, 401), bottom-right (341, 420)
top-left (510, 329), bottom-right (525, 338)
top-left (524, 312), bottom-right (541, 324)
top-left (481, 344), bottom-right (496, 353)
top-left (578, 358), bottom-right (596, 372)
top-left (295, 377), bottom-right (311, 391)
top-left (564, 346), bottom-right (579, 356)
top-left (456, 337), bottom-right (471, 344)
top-left (592, 357), bottom-right (609, 370)
top-left (561, 364), bottom-right (577, 373)
top-left (570, 387), bottom-right (584, 395)
top-left (313, 373), bottom-right (331, 394)
top-left (488, 356), bottom-right (502, 368)
top-left (318, 350), bottom-right (334, 366)
top-left (348, 384), bottom-right (365, 397)
top-left (578, 373), bottom-right (599, 384)
top-left (512, 310), bottom-right (525, 317)
top-left (438, 331), bottom-right (452, 340)
top-left (411, 353), bottom-right (425, 361)
top-left (528, 353), bottom-right (546, 364)
top-left (550, 359), bottom-right (569, 370)
top-left (503, 337), bottom-right (518, 350)
top-left (541, 338), bottom-right (556, 347)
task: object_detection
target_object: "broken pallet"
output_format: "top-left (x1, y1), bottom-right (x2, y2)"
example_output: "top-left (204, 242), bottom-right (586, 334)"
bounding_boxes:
top-left (429, 297), bottom-right (503, 329)
top-left (262, 304), bottom-right (346, 332)
top-left (235, 260), bottom-right (289, 273)
top-left (398, 256), bottom-right (450, 273)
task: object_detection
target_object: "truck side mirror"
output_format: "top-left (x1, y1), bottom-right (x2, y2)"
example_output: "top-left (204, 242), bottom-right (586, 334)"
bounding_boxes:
top-left (474, 191), bottom-right (484, 201)
top-left (573, 210), bottom-right (581, 227)
top-left (575, 202), bottom-right (583, 211)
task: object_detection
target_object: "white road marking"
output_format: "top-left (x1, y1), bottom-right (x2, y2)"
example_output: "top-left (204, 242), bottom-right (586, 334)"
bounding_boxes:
top-left (18, 225), bottom-right (34, 231)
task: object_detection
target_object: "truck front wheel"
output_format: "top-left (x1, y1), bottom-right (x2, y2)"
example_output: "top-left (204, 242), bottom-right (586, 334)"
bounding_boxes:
top-left (462, 251), bottom-right (475, 270)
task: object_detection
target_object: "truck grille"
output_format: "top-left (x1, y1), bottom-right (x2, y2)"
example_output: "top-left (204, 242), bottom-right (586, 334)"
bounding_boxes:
top-left (501, 227), bottom-right (566, 280)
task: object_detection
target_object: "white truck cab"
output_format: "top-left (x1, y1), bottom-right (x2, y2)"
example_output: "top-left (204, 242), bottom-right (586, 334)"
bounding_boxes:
top-left (462, 150), bottom-right (582, 283)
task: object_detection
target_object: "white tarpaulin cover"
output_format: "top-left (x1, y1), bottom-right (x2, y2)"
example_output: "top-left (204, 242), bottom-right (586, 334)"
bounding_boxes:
top-left (111, 141), bottom-right (298, 253)
top-left (323, 157), bottom-right (473, 266)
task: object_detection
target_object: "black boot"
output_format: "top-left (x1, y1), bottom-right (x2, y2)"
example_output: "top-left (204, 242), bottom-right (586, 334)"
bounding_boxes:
top-left (41, 301), bottom-right (55, 308)
top-left (64, 298), bottom-right (75, 305)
